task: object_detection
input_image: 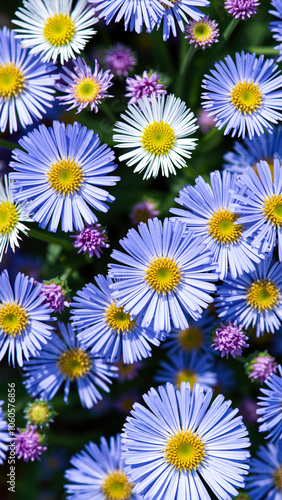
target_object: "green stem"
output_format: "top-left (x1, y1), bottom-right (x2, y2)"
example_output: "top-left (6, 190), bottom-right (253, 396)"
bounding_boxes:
top-left (222, 18), bottom-right (240, 41)
top-left (100, 102), bottom-right (117, 123)
top-left (0, 137), bottom-right (20, 151)
top-left (175, 45), bottom-right (196, 99)
top-left (248, 46), bottom-right (280, 55)
top-left (150, 28), bottom-right (175, 77)
top-left (28, 228), bottom-right (73, 251)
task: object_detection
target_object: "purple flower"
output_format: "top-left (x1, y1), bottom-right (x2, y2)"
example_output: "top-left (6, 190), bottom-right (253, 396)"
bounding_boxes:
top-left (130, 200), bottom-right (160, 225)
top-left (247, 352), bottom-right (278, 384)
top-left (71, 223), bottom-right (109, 258)
top-left (224, 0), bottom-right (260, 19)
top-left (197, 109), bottom-right (216, 133)
top-left (185, 16), bottom-right (219, 49)
top-left (211, 320), bottom-right (249, 359)
top-left (15, 424), bottom-right (47, 462)
top-left (40, 281), bottom-right (69, 314)
top-left (125, 71), bottom-right (166, 105)
top-left (104, 43), bottom-right (137, 77)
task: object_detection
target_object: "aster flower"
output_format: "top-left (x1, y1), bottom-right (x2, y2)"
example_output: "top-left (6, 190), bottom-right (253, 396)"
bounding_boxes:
top-left (9, 121), bottom-right (120, 233)
top-left (56, 58), bottom-right (114, 114)
top-left (23, 322), bottom-right (118, 409)
top-left (246, 351), bottom-right (278, 383)
top-left (156, 0), bottom-right (210, 41)
top-left (125, 71), bottom-right (166, 106)
top-left (202, 51), bottom-right (282, 139)
top-left (155, 350), bottom-right (217, 391)
top-left (65, 434), bottom-right (141, 499)
top-left (104, 43), bottom-right (137, 77)
top-left (163, 310), bottom-right (213, 355)
top-left (15, 424), bottom-right (46, 462)
top-left (185, 16), bottom-right (219, 49)
top-left (122, 382), bottom-right (250, 500)
top-left (113, 94), bottom-right (198, 180)
top-left (170, 170), bottom-right (263, 279)
top-left (215, 257), bottom-right (282, 337)
top-left (0, 270), bottom-right (53, 367)
top-left (39, 279), bottom-right (70, 313)
top-left (231, 160), bottom-right (282, 260)
top-left (269, 0), bottom-right (282, 63)
top-left (211, 320), bottom-right (249, 359)
top-left (12, 0), bottom-right (97, 64)
top-left (24, 399), bottom-right (55, 429)
top-left (0, 27), bottom-right (58, 134)
top-left (109, 217), bottom-right (218, 334)
top-left (246, 441), bottom-right (282, 499)
top-left (71, 275), bottom-right (162, 365)
top-left (130, 200), bottom-right (160, 225)
top-left (0, 400), bottom-right (10, 465)
top-left (117, 360), bottom-right (142, 382)
top-left (223, 125), bottom-right (282, 175)
top-left (257, 364), bottom-right (282, 441)
top-left (224, 0), bottom-right (260, 19)
top-left (71, 223), bottom-right (109, 258)
top-left (0, 175), bottom-right (32, 262)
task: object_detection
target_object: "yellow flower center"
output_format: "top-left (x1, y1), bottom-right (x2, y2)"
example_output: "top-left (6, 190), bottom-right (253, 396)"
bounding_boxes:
top-left (263, 194), bottom-right (282, 226)
top-left (0, 201), bottom-right (19, 235)
top-left (193, 22), bottom-right (212, 41)
top-left (252, 159), bottom-right (274, 181)
top-left (208, 208), bottom-right (243, 244)
top-left (178, 326), bottom-right (204, 351)
top-left (246, 279), bottom-right (280, 312)
top-left (141, 121), bottom-right (176, 155)
top-left (43, 13), bottom-right (75, 47)
top-left (0, 62), bottom-right (25, 99)
top-left (74, 77), bottom-right (101, 104)
top-left (164, 429), bottom-right (205, 472)
top-left (145, 256), bottom-right (182, 294)
top-left (230, 80), bottom-right (263, 114)
top-left (101, 470), bottom-right (133, 500)
top-left (105, 303), bottom-right (136, 334)
top-left (0, 302), bottom-right (29, 337)
top-left (28, 403), bottom-right (50, 425)
top-left (57, 348), bottom-right (92, 381)
top-left (47, 157), bottom-right (84, 196)
top-left (175, 369), bottom-right (197, 390)
top-left (273, 465), bottom-right (282, 491)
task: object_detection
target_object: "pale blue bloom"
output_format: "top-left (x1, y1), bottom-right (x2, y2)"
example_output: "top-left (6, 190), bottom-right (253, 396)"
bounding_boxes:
top-left (257, 364), bottom-right (282, 442)
top-left (246, 441), bottom-right (282, 499)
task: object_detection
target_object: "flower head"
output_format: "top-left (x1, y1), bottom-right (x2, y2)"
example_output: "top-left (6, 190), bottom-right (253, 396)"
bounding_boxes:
top-left (185, 16), bottom-right (219, 49)
top-left (163, 310), bottom-right (213, 355)
top-left (0, 400), bottom-right (10, 465)
top-left (121, 382), bottom-right (250, 500)
top-left (24, 399), bottom-right (55, 429)
top-left (130, 200), bottom-right (160, 225)
top-left (56, 58), bottom-right (114, 113)
top-left (64, 434), bottom-right (141, 499)
top-left (39, 279), bottom-right (70, 313)
top-left (0, 270), bottom-right (53, 367)
top-left (202, 51), bottom-right (282, 139)
top-left (113, 94), bottom-right (198, 179)
top-left (71, 223), bottom-right (109, 258)
top-left (224, 0), bottom-right (260, 19)
top-left (211, 320), bottom-right (249, 359)
top-left (109, 218), bottom-right (218, 334)
top-left (0, 27), bottom-right (58, 134)
top-left (156, 0), bottom-right (210, 41)
top-left (257, 364), bottom-right (282, 441)
top-left (246, 441), bottom-right (282, 499)
top-left (9, 121), bottom-right (120, 233)
top-left (12, 0), bottom-right (97, 64)
top-left (269, 0), bottom-right (282, 63)
top-left (246, 352), bottom-right (278, 383)
top-left (15, 424), bottom-right (46, 462)
top-left (125, 71), bottom-right (166, 105)
top-left (23, 322), bottom-right (118, 409)
top-left (104, 43), bottom-right (137, 77)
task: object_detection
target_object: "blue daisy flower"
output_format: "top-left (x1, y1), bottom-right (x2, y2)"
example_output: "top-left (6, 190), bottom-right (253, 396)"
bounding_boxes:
top-left (215, 257), bottom-right (282, 337)
top-left (71, 274), bottom-right (162, 365)
top-left (257, 364), bottom-right (282, 442)
top-left (154, 350), bottom-right (217, 391)
top-left (121, 382), bottom-right (250, 500)
top-left (231, 159), bottom-right (282, 260)
top-left (156, 0), bottom-right (210, 41)
top-left (23, 322), bottom-right (118, 409)
top-left (170, 170), bottom-right (263, 279)
top-left (0, 27), bottom-right (58, 134)
top-left (109, 217), bottom-right (218, 334)
top-left (0, 400), bottom-right (10, 465)
top-left (202, 51), bottom-right (282, 139)
top-left (269, 0), bottom-right (282, 63)
top-left (0, 269), bottom-right (53, 367)
top-left (246, 441), bottom-right (282, 499)
top-left (9, 120), bottom-right (120, 233)
top-left (223, 125), bottom-right (282, 175)
top-left (65, 434), bottom-right (142, 499)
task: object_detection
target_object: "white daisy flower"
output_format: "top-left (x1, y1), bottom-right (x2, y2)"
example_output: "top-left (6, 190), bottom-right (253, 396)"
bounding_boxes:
top-left (0, 175), bottom-right (31, 262)
top-left (113, 93), bottom-right (198, 180)
top-left (12, 0), bottom-right (98, 64)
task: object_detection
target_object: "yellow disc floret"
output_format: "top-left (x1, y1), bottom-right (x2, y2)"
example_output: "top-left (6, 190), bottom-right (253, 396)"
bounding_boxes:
top-left (0, 62), bottom-right (25, 99)
top-left (105, 303), bottom-right (136, 334)
top-left (246, 279), bottom-right (280, 312)
top-left (273, 465), bottom-right (282, 491)
top-left (263, 194), bottom-right (282, 226)
top-left (27, 401), bottom-right (51, 425)
top-left (230, 80), bottom-right (263, 114)
top-left (175, 369), bottom-right (197, 390)
top-left (43, 13), bottom-right (75, 47)
top-left (145, 256), bottom-right (182, 294)
top-left (192, 22), bottom-right (213, 42)
top-left (208, 208), bottom-right (243, 244)
top-left (0, 302), bottom-right (29, 336)
top-left (164, 429), bottom-right (205, 472)
top-left (57, 348), bottom-right (92, 381)
top-left (141, 121), bottom-right (176, 155)
top-left (178, 327), bottom-right (204, 351)
top-left (0, 201), bottom-right (18, 235)
top-left (47, 157), bottom-right (84, 196)
top-left (74, 77), bottom-right (100, 105)
top-left (102, 470), bottom-right (133, 500)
